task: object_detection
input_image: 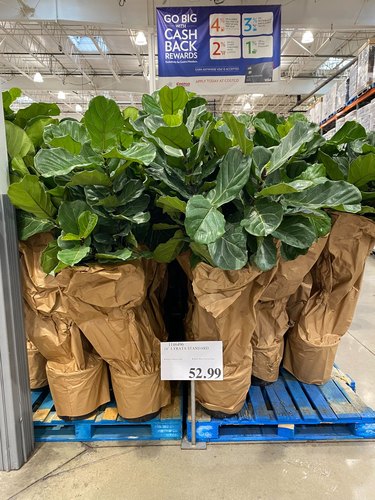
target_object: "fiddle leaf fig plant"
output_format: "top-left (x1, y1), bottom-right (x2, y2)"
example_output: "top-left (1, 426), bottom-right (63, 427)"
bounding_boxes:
top-left (3, 86), bottom-right (371, 273)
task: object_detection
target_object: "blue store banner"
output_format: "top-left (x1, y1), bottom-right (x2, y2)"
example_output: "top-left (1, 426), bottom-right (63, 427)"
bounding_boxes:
top-left (157, 5), bottom-right (281, 83)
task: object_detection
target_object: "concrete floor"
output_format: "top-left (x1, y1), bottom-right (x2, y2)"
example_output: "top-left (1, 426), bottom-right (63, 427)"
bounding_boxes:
top-left (1, 259), bottom-right (375, 500)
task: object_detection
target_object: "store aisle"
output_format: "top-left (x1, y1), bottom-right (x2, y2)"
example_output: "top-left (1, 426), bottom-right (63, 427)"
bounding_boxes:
top-left (1, 258), bottom-right (375, 500)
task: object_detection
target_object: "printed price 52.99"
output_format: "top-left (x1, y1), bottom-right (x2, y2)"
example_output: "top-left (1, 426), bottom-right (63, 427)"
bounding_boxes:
top-left (189, 367), bottom-right (222, 379)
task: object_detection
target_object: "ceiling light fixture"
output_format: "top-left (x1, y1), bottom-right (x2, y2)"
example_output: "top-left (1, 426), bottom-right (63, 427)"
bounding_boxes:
top-left (75, 104), bottom-right (83, 112)
top-left (135, 31), bottom-right (147, 46)
top-left (252, 93), bottom-right (264, 98)
top-left (243, 102), bottom-right (252, 111)
top-left (58, 91), bottom-right (66, 99)
top-left (33, 72), bottom-right (44, 83)
top-left (301, 30), bottom-right (314, 44)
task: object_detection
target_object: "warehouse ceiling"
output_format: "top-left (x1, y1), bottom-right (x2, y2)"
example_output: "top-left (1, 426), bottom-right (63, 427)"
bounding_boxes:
top-left (0, 0), bottom-right (375, 116)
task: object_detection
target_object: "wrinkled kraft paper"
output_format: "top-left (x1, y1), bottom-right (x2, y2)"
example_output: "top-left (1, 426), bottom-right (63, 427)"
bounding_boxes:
top-left (27, 340), bottom-right (48, 389)
top-left (252, 237), bottom-right (327, 382)
top-left (21, 234), bottom-right (110, 417)
top-left (64, 260), bottom-right (170, 419)
top-left (179, 254), bottom-right (277, 414)
top-left (284, 213), bottom-right (375, 384)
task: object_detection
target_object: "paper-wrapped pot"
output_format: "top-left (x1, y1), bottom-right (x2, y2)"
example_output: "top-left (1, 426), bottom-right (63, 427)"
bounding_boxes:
top-left (179, 254), bottom-right (276, 415)
top-left (284, 213), bottom-right (375, 384)
top-left (64, 260), bottom-right (170, 420)
top-left (27, 339), bottom-right (48, 389)
top-left (21, 234), bottom-right (110, 418)
top-left (252, 237), bottom-right (327, 382)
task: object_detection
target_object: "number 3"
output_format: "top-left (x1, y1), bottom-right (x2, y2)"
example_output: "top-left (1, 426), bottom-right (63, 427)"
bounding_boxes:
top-left (244, 17), bottom-right (254, 32)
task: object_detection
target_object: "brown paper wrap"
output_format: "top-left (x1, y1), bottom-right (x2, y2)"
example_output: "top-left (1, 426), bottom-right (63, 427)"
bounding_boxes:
top-left (64, 260), bottom-right (170, 419)
top-left (284, 214), bottom-right (375, 384)
top-left (21, 234), bottom-right (110, 417)
top-left (252, 238), bottom-right (327, 382)
top-left (27, 340), bottom-right (48, 389)
top-left (179, 254), bottom-right (276, 414)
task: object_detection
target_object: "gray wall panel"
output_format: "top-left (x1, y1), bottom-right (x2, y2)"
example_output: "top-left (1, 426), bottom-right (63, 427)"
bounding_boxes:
top-left (0, 196), bottom-right (34, 471)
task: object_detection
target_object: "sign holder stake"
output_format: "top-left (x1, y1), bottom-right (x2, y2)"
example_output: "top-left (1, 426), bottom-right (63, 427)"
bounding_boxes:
top-left (181, 381), bottom-right (206, 450)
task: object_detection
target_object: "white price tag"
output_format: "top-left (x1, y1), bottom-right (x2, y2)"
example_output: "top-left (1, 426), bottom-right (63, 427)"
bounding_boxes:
top-left (161, 341), bottom-right (223, 381)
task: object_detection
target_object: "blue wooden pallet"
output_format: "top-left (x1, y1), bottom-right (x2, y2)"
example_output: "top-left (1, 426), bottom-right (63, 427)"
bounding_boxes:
top-left (32, 386), bottom-right (182, 442)
top-left (187, 367), bottom-right (375, 443)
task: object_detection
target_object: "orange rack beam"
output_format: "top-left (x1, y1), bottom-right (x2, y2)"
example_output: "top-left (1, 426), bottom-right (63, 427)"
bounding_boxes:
top-left (320, 85), bottom-right (375, 128)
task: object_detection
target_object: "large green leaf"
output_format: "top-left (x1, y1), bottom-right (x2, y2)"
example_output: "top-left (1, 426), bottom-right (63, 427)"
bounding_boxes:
top-left (163, 112), bottom-right (183, 127)
top-left (257, 180), bottom-right (314, 197)
top-left (156, 196), bottom-right (186, 214)
top-left (57, 243), bottom-right (91, 266)
top-left (68, 170), bottom-right (111, 187)
top-left (153, 230), bottom-right (185, 263)
top-left (96, 248), bottom-right (133, 262)
top-left (44, 120), bottom-right (88, 154)
top-left (154, 124), bottom-right (192, 150)
top-left (267, 121), bottom-right (317, 174)
top-left (2, 88), bottom-right (21, 114)
top-left (5, 121), bottom-right (34, 159)
top-left (241, 199), bottom-right (283, 236)
top-left (208, 224), bottom-right (248, 270)
top-left (347, 153), bottom-right (375, 187)
top-left (296, 163), bottom-right (326, 181)
top-left (41, 240), bottom-right (59, 274)
top-left (123, 107), bottom-right (139, 121)
top-left (222, 112), bottom-right (253, 154)
top-left (62, 211), bottom-right (98, 241)
top-left (251, 236), bottom-right (277, 271)
top-left (307, 211), bottom-right (332, 238)
top-left (282, 180), bottom-right (362, 209)
top-left (281, 243), bottom-right (309, 261)
top-left (186, 105), bottom-right (206, 133)
top-left (317, 150), bottom-right (345, 180)
top-left (329, 121), bottom-right (366, 145)
top-left (84, 96), bottom-right (123, 151)
top-left (17, 211), bottom-right (55, 240)
top-left (117, 180), bottom-right (145, 205)
top-left (11, 156), bottom-right (29, 177)
top-left (25, 117), bottom-right (57, 148)
top-left (117, 142), bottom-right (156, 165)
top-left (253, 117), bottom-right (280, 145)
top-left (210, 129), bottom-right (232, 156)
top-left (34, 148), bottom-right (94, 177)
top-left (207, 148), bottom-right (251, 207)
top-left (272, 216), bottom-right (316, 249)
top-left (185, 195), bottom-right (226, 244)
top-left (58, 200), bottom-right (89, 234)
top-left (142, 94), bottom-right (162, 115)
top-left (14, 103), bottom-right (60, 128)
top-left (8, 175), bottom-right (56, 219)
top-left (159, 86), bottom-right (188, 115)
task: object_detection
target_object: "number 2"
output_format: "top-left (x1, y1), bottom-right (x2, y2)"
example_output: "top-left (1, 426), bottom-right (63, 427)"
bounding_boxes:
top-left (212, 41), bottom-right (221, 56)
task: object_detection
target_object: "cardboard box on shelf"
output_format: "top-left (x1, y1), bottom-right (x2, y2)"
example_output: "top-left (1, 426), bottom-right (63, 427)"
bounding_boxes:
top-left (322, 82), bottom-right (338, 120)
top-left (336, 78), bottom-right (348, 109)
top-left (344, 109), bottom-right (357, 122)
top-left (357, 40), bottom-right (375, 93)
top-left (336, 116), bottom-right (345, 131)
top-left (309, 98), bottom-right (323, 124)
top-left (348, 62), bottom-right (358, 101)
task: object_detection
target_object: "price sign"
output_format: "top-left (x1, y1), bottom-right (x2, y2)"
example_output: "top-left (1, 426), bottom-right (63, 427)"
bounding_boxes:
top-left (161, 341), bottom-right (223, 381)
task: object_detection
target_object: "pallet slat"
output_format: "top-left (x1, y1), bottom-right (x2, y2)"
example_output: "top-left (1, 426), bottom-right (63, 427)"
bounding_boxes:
top-left (188, 369), bottom-right (375, 443)
top-left (32, 388), bottom-right (183, 442)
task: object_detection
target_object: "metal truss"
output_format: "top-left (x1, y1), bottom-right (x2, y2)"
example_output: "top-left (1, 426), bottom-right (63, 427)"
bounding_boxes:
top-left (39, 21), bottom-right (95, 86)
top-left (0, 21), bottom-right (67, 80)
